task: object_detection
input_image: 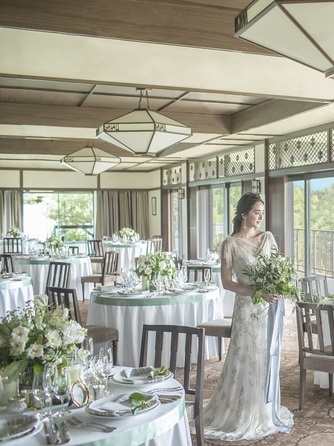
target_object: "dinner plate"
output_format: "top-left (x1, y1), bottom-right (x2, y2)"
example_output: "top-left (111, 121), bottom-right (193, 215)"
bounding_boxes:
top-left (113, 368), bottom-right (173, 385)
top-left (196, 282), bottom-right (217, 290)
top-left (0, 415), bottom-right (42, 442)
top-left (117, 290), bottom-right (150, 298)
top-left (86, 394), bottom-right (160, 418)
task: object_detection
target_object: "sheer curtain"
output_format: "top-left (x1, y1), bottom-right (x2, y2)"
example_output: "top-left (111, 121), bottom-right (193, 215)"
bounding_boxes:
top-left (96, 190), bottom-right (149, 239)
top-left (0, 190), bottom-right (23, 235)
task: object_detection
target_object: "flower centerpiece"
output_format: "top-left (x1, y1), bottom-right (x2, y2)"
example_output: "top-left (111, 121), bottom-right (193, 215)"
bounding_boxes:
top-left (117, 227), bottom-right (139, 242)
top-left (134, 251), bottom-right (176, 282)
top-left (7, 227), bottom-right (22, 237)
top-left (42, 234), bottom-right (65, 251)
top-left (0, 297), bottom-right (87, 381)
top-left (244, 249), bottom-right (301, 305)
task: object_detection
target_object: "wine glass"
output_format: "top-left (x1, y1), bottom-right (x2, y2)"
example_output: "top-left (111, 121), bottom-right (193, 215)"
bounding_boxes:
top-left (42, 365), bottom-right (56, 418)
top-left (32, 372), bottom-right (46, 419)
top-left (204, 268), bottom-right (211, 287)
top-left (98, 347), bottom-right (114, 396)
top-left (82, 336), bottom-right (94, 361)
top-left (53, 367), bottom-right (71, 418)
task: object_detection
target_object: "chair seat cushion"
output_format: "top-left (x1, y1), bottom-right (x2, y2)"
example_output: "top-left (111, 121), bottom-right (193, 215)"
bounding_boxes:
top-left (198, 318), bottom-right (232, 337)
top-left (86, 325), bottom-right (118, 343)
top-left (81, 275), bottom-right (103, 283)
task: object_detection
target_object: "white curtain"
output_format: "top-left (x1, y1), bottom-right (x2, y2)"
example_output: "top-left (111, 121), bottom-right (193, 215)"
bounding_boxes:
top-left (0, 190), bottom-right (22, 235)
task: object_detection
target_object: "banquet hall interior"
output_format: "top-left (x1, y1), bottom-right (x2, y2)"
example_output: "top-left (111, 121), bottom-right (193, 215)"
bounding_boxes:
top-left (2, 1), bottom-right (334, 445)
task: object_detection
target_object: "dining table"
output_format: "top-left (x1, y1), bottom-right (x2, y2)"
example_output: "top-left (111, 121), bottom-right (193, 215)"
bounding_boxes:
top-left (13, 255), bottom-right (93, 301)
top-left (103, 241), bottom-right (147, 274)
top-left (0, 273), bottom-right (34, 318)
top-left (87, 285), bottom-right (223, 367)
top-left (1, 366), bottom-right (192, 446)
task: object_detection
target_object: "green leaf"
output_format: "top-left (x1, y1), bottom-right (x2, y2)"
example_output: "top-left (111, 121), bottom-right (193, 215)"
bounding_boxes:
top-left (4, 359), bottom-right (28, 380)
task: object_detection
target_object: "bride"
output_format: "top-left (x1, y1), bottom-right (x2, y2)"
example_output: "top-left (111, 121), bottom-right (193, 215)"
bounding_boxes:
top-left (202, 192), bottom-right (294, 441)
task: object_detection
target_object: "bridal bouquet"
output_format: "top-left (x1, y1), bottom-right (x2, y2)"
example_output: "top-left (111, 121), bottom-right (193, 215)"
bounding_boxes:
top-left (0, 298), bottom-right (87, 380)
top-left (244, 249), bottom-right (300, 305)
top-left (134, 252), bottom-right (176, 281)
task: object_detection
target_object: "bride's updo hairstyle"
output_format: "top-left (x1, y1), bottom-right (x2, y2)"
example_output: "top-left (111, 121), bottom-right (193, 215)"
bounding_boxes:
top-left (231, 192), bottom-right (264, 235)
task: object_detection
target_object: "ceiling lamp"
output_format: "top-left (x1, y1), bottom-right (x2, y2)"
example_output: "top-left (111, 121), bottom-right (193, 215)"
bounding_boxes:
top-left (235, 1), bottom-right (334, 77)
top-left (60, 145), bottom-right (120, 175)
top-left (96, 89), bottom-right (192, 154)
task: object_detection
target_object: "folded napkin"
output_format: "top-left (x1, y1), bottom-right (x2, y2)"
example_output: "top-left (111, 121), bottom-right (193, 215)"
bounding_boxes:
top-left (87, 394), bottom-right (131, 417)
top-left (121, 367), bottom-right (166, 384)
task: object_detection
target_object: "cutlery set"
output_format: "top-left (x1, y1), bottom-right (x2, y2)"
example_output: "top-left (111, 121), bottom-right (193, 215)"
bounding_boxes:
top-left (43, 419), bottom-right (71, 445)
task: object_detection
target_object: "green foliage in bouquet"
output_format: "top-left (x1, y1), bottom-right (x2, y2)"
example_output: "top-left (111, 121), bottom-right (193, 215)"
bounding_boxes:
top-left (244, 249), bottom-right (301, 305)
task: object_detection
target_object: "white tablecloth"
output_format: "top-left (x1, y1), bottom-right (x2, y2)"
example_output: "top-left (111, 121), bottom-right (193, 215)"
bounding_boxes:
top-left (0, 275), bottom-right (34, 318)
top-left (9, 370), bottom-right (191, 446)
top-left (13, 256), bottom-right (93, 301)
top-left (103, 241), bottom-right (147, 273)
top-left (88, 287), bottom-right (223, 367)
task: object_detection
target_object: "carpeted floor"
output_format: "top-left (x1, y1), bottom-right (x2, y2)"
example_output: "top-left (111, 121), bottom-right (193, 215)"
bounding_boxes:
top-left (79, 301), bottom-right (334, 446)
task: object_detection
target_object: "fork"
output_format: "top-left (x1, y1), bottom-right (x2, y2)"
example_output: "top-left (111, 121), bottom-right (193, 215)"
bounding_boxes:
top-left (67, 416), bottom-right (116, 433)
top-left (141, 385), bottom-right (183, 394)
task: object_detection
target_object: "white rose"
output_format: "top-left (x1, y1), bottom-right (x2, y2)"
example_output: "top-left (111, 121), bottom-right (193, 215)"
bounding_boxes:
top-left (27, 343), bottom-right (44, 359)
top-left (10, 337), bottom-right (26, 353)
top-left (159, 260), bottom-right (166, 270)
top-left (12, 326), bottom-right (30, 342)
top-left (46, 329), bottom-right (62, 347)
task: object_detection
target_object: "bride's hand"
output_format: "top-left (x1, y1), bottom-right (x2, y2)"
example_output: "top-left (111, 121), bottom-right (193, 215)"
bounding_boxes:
top-left (262, 293), bottom-right (278, 304)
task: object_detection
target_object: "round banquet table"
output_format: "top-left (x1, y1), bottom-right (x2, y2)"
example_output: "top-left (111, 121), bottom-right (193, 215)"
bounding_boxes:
top-left (0, 274), bottom-right (34, 318)
top-left (88, 287), bottom-right (223, 367)
top-left (13, 256), bottom-right (93, 301)
top-left (6, 367), bottom-right (191, 446)
top-left (103, 241), bottom-right (147, 273)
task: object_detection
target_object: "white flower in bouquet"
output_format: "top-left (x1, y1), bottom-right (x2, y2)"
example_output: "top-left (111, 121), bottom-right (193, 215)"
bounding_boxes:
top-left (7, 227), bottom-right (22, 237)
top-left (42, 234), bottom-right (65, 250)
top-left (244, 249), bottom-right (301, 305)
top-left (134, 252), bottom-right (176, 280)
top-left (117, 227), bottom-right (139, 240)
top-left (0, 298), bottom-right (87, 380)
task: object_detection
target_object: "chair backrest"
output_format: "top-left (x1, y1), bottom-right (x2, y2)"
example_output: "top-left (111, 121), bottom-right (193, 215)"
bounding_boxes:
top-left (146, 238), bottom-right (163, 254)
top-left (296, 301), bottom-right (334, 360)
top-left (299, 275), bottom-right (328, 302)
top-left (68, 245), bottom-right (79, 255)
top-left (87, 239), bottom-right (104, 257)
top-left (102, 250), bottom-right (119, 280)
top-left (187, 265), bottom-right (212, 282)
top-left (139, 324), bottom-right (205, 446)
top-left (0, 254), bottom-right (14, 273)
top-left (3, 237), bottom-right (23, 255)
top-left (45, 261), bottom-right (71, 292)
top-left (46, 286), bottom-right (82, 325)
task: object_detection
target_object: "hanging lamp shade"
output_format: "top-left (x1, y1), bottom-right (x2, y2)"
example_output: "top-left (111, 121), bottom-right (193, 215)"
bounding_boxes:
top-left (60, 145), bottom-right (120, 175)
top-left (235, 1), bottom-right (334, 77)
top-left (96, 90), bottom-right (192, 154)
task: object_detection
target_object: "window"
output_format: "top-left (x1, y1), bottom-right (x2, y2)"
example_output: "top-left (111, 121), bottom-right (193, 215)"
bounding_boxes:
top-left (23, 192), bottom-right (94, 242)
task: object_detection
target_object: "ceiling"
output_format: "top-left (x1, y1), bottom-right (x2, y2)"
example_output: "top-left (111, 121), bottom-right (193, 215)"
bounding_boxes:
top-left (1, 0), bottom-right (334, 172)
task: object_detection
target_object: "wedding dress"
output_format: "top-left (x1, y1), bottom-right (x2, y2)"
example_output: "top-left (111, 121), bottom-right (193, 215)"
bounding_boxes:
top-left (202, 231), bottom-right (294, 441)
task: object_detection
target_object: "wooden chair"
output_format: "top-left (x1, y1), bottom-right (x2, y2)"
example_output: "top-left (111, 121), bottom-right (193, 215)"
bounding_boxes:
top-left (300, 275), bottom-right (328, 302)
top-left (146, 238), bottom-right (163, 254)
top-left (81, 250), bottom-right (119, 301)
top-left (68, 245), bottom-right (79, 255)
top-left (198, 317), bottom-right (232, 361)
top-left (3, 237), bottom-right (23, 255)
top-left (187, 265), bottom-right (213, 282)
top-left (87, 239), bottom-right (104, 272)
top-left (296, 301), bottom-right (334, 410)
top-left (45, 261), bottom-right (71, 293)
top-left (0, 254), bottom-right (14, 273)
top-left (139, 324), bottom-right (205, 446)
top-left (46, 286), bottom-right (118, 364)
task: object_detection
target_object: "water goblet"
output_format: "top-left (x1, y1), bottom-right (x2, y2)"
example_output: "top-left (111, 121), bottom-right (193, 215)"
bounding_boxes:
top-left (204, 268), bottom-right (211, 287)
top-left (32, 372), bottom-right (46, 419)
top-left (42, 365), bottom-right (56, 418)
top-left (82, 336), bottom-right (94, 361)
top-left (53, 367), bottom-right (71, 418)
top-left (98, 347), bottom-right (114, 396)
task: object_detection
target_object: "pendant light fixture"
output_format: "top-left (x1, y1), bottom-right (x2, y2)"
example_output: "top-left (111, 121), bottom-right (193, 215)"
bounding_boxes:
top-left (60, 145), bottom-right (120, 175)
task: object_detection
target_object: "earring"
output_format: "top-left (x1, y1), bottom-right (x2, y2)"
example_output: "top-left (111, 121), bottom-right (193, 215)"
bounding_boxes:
top-left (243, 219), bottom-right (246, 229)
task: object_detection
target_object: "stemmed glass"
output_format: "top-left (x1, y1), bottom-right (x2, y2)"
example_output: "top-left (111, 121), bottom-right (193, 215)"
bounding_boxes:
top-left (98, 347), bottom-right (114, 396)
top-left (32, 372), bottom-right (46, 419)
top-left (53, 366), bottom-right (71, 418)
top-left (204, 268), bottom-right (211, 287)
top-left (42, 365), bottom-right (56, 418)
top-left (82, 337), bottom-right (94, 361)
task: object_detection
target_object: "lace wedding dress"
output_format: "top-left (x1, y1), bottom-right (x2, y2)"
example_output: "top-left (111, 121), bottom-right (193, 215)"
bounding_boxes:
top-left (202, 231), bottom-right (294, 441)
